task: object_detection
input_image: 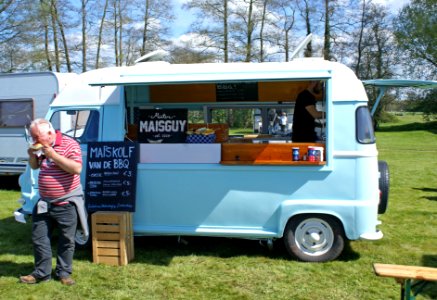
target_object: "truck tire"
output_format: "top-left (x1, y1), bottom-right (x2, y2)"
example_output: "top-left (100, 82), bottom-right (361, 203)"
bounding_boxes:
top-left (283, 214), bottom-right (345, 262)
top-left (378, 160), bottom-right (390, 214)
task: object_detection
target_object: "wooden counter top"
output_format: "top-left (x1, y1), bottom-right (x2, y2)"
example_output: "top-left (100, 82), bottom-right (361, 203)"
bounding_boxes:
top-left (220, 161), bottom-right (325, 166)
top-left (221, 142), bottom-right (325, 165)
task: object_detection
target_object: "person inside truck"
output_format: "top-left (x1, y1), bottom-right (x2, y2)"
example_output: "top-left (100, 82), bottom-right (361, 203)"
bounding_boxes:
top-left (291, 81), bottom-right (324, 142)
top-left (279, 111), bottom-right (288, 132)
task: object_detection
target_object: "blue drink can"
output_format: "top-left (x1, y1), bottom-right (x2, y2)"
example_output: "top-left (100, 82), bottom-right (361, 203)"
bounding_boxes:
top-left (308, 147), bottom-right (315, 162)
top-left (292, 147), bottom-right (300, 161)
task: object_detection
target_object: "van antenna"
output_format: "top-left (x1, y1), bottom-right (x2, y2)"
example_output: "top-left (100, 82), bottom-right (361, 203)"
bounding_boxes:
top-left (290, 34), bottom-right (313, 60)
top-left (135, 50), bottom-right (168, 64)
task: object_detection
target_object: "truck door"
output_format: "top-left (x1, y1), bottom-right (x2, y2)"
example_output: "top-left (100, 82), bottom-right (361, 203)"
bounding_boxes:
top-left (49, 109), bottom-right (101, 188)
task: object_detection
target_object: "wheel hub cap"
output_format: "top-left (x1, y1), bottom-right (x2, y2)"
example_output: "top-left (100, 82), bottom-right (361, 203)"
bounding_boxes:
top-left (295, 218), bottom-right (334, 256)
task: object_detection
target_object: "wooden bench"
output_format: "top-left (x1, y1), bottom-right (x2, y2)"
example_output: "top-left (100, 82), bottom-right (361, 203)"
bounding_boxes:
top-left (373, 263), bottom-right (437, 300)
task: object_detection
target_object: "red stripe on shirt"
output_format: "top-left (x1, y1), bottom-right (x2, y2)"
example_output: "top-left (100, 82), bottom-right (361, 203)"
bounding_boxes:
top-left (38, 132), bottom-right (82, 199)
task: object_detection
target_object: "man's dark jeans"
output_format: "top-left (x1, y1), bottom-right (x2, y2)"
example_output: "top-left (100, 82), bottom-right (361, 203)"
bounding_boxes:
top-left (31, 202), bottom-right (77, 280)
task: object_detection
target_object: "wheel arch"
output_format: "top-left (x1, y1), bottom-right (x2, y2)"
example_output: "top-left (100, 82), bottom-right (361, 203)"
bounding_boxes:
top-left (281, 212), bottom-right (347, 239)
top-left (277, 198), bottom-right (375, 241)
top-left (282, 212), bottom-right (348, 262)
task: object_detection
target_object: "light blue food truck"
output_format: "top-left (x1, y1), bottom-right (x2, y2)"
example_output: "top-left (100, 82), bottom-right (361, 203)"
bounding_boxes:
top-left (16, 55), bottom-right (394, 262)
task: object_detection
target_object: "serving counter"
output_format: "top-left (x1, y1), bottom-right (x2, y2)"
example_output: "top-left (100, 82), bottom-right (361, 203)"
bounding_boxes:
top-left (221, 142), bottom-right (325, 165)
top-left (139, 141), bottom-right (325, 166)
top-left (139, 144), bottom-right (221, 164)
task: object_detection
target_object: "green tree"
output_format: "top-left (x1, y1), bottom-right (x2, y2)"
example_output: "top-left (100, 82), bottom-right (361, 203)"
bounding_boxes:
top-left (269, 0), bottom-right (296, 62)
top-left (394, 0), bottom-right (437, 70)
top-left (183, 0), bottom-right (230, 62)
top-left (0, 0), bottom-right (39, 72)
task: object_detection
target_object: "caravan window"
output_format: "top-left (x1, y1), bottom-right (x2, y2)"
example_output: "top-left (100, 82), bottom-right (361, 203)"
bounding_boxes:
top-left (0, 99), bottom-right (33, 127)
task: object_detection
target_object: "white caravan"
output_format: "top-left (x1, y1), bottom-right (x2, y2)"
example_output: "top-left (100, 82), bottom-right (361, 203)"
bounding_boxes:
top-left (0, 72), bottom-right (77, 175)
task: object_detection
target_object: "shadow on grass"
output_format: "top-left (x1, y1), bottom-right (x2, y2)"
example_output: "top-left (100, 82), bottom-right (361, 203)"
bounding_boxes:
top-left (338, 241), bottom-right (361, 262)
top-left (1, 213), bottom-right (361, 267)
top-left (378, 121), bottom-right (437, 134)
top-left (0, 261), bottom-right (34, 278)
top-left (414, 255), bottom-right (437, 299)
top-left (423, 255), bottom-right (437, 268)
top-left (130, 236), bottom-right (360, 266)
top-left (0, 175), bottom-right (20, 191)
top-left (1, 216), bottom-right (364, 266)
top-left (131, 236), bottom-right (286, 266)
top-left (0, 216), bottom-right (32, 256)
top-left (412, 187), bottom-right (437, 201)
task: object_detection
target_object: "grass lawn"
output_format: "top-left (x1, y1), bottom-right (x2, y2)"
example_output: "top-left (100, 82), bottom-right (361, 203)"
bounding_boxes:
top-left (0, 113), bottom-right (436, 300)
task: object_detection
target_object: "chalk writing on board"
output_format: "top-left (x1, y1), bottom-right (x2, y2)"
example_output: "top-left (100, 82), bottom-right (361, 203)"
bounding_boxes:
top-left (216, 82), bottom-right (258, 102)
top-left (85, 141), bottom-right (138, 212)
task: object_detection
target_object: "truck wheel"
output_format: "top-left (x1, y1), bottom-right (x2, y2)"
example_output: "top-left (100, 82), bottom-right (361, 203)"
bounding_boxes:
top-left (378, 160), bottom-right (390, 214)
top-left (75, 227), bottom-right (91, 248)
top-left (284, 215), bottom-right (345, 262)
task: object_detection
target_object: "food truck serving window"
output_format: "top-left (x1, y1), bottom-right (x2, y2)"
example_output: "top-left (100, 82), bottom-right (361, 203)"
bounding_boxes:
top-left (356, 106), bottom-right (375, 144)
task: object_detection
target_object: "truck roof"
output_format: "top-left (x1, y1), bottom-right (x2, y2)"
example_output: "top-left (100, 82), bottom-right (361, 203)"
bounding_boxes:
top-left (51, 58), bottom-right (368, 107)
top-left (90, 58), bottom-right (359, 86)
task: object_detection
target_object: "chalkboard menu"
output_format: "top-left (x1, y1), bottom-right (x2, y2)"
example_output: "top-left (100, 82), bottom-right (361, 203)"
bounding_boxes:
top-left (85, 141), bottom-right (138, 212)
top-left (216, 82), bottom-right (258, 102)
top-left (137, 109), bottom-right (187, 143)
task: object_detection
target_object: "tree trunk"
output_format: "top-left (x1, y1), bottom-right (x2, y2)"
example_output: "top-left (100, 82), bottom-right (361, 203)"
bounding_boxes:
top-left (53, 2), bottom-right (72, 72)
top-left (323, 0), bottom-right (331, 60)
top-left (141, 0), bottom-right (150, 56)
top-left (118, 0), bottom-right (123, 65)
top-left (50, 0), bottom-right (60, 72)
top-left (40, 0), bottom-right (52, 71)
top-left (303, 0), bottom-right (312, 57)
top-left (223, 0), bottom-right (228, 63)
top-left (354, 0), bottom-right (367, 76)
top-left (81, 0), bottom-right (87, 72)
top-left (245, 0), bottom-right (254, 62)
top-left (259, 0), bottom-right (268, 62)
top-left (95, 0), bottom-right (108, 69)
top-left (113, 0), bottom-right (119, 66)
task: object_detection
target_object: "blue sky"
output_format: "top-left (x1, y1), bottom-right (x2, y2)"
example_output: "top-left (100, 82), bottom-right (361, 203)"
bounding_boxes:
top-left (171, 0), bottom-right (195, 39)
top-left (171, 0), bottom-right (411, 40)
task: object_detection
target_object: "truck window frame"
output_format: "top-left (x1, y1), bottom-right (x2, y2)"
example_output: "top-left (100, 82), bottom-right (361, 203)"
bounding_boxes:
top-left (50, 109), bottom-right (100, 143)
top-left (356, 106), bottom-right (376, 144)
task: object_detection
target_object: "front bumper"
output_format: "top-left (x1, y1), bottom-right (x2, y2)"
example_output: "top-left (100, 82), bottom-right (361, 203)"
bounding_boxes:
top-left (360, 230), bottom-right (383, 240)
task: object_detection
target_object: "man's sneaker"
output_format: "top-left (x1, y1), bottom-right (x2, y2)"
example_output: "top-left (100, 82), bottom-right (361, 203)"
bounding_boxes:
top-left (60, 277), bottom-right (75, 286)
top-left (19, 274), bottom-right (50, 284)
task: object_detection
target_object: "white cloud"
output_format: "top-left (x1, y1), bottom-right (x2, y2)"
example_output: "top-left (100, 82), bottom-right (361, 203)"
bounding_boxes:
top-left (372, 0), bottom-right (410, 12)
top-left (172, 0), bottom-right (195, 38)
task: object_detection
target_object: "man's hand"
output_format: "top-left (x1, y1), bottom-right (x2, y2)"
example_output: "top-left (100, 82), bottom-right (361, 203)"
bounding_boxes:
top-left (27, 146), bottom-right (40, 169)
top-left (42, 146), bottom-right (82, 175)
top-left (42, 145), bottom-right (55, 159)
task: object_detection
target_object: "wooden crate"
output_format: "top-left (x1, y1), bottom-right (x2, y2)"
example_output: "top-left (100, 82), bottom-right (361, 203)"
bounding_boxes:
top-left (92, 211), bottom-right (134, 266)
